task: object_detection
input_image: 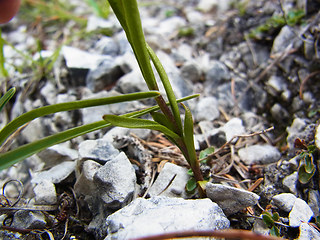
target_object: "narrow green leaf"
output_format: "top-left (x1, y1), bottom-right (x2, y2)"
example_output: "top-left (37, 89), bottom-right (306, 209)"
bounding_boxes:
top-left (103, 115), bottom-right (180, 141)
top-left (110, 0), bottom-right (158, 91)
top-left (0, 91), bottom-right (159, 146)
top-left (147, 44), bottom-right (183, 135)
top-left (182, 103), bottom-right (197, 167)
top-left (151, 112), bottom-right (176, 132)
top-left (0, 94), bottom-right (197, 170)
top-left (304, 153), bottom-right (314, 173)
top-left (0, 87), bottom-right (15, 113)
top-left (186, 177), bottom-right (197, 193)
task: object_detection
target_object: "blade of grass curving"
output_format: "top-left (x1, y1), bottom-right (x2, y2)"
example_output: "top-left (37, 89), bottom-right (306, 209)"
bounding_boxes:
top-left (120, 0), bottom-right (158, 91)
top-left (151, 112), bottom-right (176, 132)
top-left (0, 94), bottom-right (199, 170)
top-left (181, 103), bottom-right (197, 166)
top-left (0, 87), bottom-right (16, 113)
top-left (0, 29), bottom-right (9, 78)
top-left (147, 44), bottom-right (183, 135)
top-left (108, 0), bottom-right (129, 33)
top-left (0, 91), bottom-right (159, 146)
top-left (103, 114), bottom-right (180, 141)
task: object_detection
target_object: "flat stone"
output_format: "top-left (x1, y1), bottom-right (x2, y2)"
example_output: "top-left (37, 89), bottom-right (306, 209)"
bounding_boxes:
top-left (93, 152), bottom-right (137, 209)
top-left (11, 210), bottom-right (47, 229)
top-left (222, 118), bottom-right (246, 142)
top-left (31, 161), bottom-right (76, 184)
top-left (206, 182), bottom-right (260, 216)
top-left (148, 162), bottom-right (191, 198)
top-left (289, 198), bottom-right (314, 227)
top-left (282, 171), bottom-right (298, 194)
top-left (297, 222), bottom-right (320, 240)
top-left (104, 196), bottom-right (230, 239)
top-left (78, 139), bottom-right (120, 163)
top-left (238, 144), bottom-right (281, 165)
top-left (271, 193), bottom-right (297, 212)
top-left (33, 180), bottom-right (57, 205)
top-left (194, 96), bottom-right (220, 122)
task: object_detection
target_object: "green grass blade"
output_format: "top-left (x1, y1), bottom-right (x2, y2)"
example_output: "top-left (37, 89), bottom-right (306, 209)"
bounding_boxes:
top-left (0, 94), bottom-right (198, 170)
top-left (147, 44), bottom-right (183, 134)
top-left (151, 111), bottom-right (176, 132)
top-left (103, 114), bottom-right (180, 140)
top-left (182, 103), bottom-right (197, 167)
top-left (0, 29), bottom-right (9, 78)
top-left (109, 0), bottom-right (158, 91)
top-left (0, 91), bottom-right (159, 146)
top-left (0, 87), bottom-right (16, 113)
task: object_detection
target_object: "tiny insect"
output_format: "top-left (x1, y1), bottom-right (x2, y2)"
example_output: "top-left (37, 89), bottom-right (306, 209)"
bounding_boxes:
top-left (294, 138), bottom-right (308, 150)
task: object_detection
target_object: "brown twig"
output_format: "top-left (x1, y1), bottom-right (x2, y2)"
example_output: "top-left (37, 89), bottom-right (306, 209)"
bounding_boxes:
top-left (131, 229), bottom-right (286, 240)
top-left (299, 71), bottom-right (320, 99)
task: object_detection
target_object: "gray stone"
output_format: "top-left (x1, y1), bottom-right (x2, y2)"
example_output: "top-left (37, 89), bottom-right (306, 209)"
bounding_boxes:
top-left (95, 36), bottom-right (119, 56)
top-left (271, 25), bottom-right (300, 55)
top-left (315, 123), bottom-right (320, 150)
top-left (222, 118), bottom-right (246, 142)
top-left (93, 152), bottom-right (136, 209)
top-left (282, 171), bottom-right (298, 194)
top-left (157, 16), bottom-right (186, 36)
top-left (180, 61), bottom-right (202, 83)
top-left (287, 118), bottom-right (311, 149)
top-left (289, 198), bottom-right (314, 227)
top-left (266, 75), bottom-right (288, 96)
top-left (86, 15), bottom-right (115, 32)
top-left (308, 190), bottom-right (320, 217)
top-left (194, 96), bottom-right (220, 122)
top-left (205, 60), bottom-right (230, 86)
top-left (103, 127), bottom-right (151, 143)
top-left (33, 180), bottom-right (57, 205)
top-left (206, 182), bottom-right (260, 216)
top-left (104, 196), bottom-right (230, 239)
top-left (74, 160), bottom-right (102, 196)
top-left (116, 70), bottom-right (148, 94)
top-left (271, 103), bottom-right (290, 122)
top-left (78, 139), bottom-right (120, 163)
top-left (148, 163), bottom-right (191, 198)
top-left (21, 118), bottom-right (45, 143)
top-left (62, 45), bottom-right (109, 70)
top-left (238, 144), bottom-right (281, 165)
top-left (31, 161), bottom-right (76, 184)
top-left (37, 143), bottom-right (78, 168)
top-left (11, 210), bottom-right (46, 229)
top-left (86, 57), bottom-right (124, 93)
top-left (40, 81), bottom-right (57, 105)
top-left (271, 193), bottom-right (297, 212)
top-left (297, 222), bottom-right (320, 240)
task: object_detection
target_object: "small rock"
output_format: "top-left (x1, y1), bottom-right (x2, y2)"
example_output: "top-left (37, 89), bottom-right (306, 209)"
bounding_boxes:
top-left (103, 127), bottom-right (151, 143)
top-left (33, 180), bottom-right (57, 205)
top-left (238, 144), bottom-right (281, 165)
top-left (206, 182), bottom-right (260, 216)
top-left (271, 26), bottom-right (301, 55)
top-left (157, 16), bottom-right (186, 36)
top-left (180, 61), bottom-right (202, 83)
top-left (271, 103), bottom-right (290, 122)
top-left (11, 210), bottom-right (47, 229)
top-left (95, 36), bottom-right (119, 56)
top-left (271, 193), bottom-right (297, 212)
top-left (93, 152), bottom-right (136, 209)
top-left (78, 139), bottom-right (120, 163)
top-left (21, 118), bottom-right (45, 143)
top-left (116, 70), bottom-right (149, 94)
top-left (86, 57), bottom-right (124, 92)
top-left (104, 196), bottom-right (230, 239)
top-left (86, 15), bottom-right (115, 32)
top-left (222, 118), bottom-right (246, 142)
top-left (282, 171), bottom-right (298, 194)
top-left (315, 124), bottom-right (320, 150)
top-left (148, 163), bottom-right (190, 198)
top-left (308, 190), bottom-right (320, 217)
top-left (205, 60), bottom-right (230, 87)
top-left (74, 160), bottom-right (102, 196)
top-left (40, 81), bottom-right (57, 105)
top-left (31, 161), bottom-right (76, 184)
top-left (289, 198), bottom-right (314, 227)
top-left (297, 222), bottom-right (320, 240)
top-left (37, 143), bottom-right (78, 168)
top-left (194, 96), bottom-right (220, 122)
